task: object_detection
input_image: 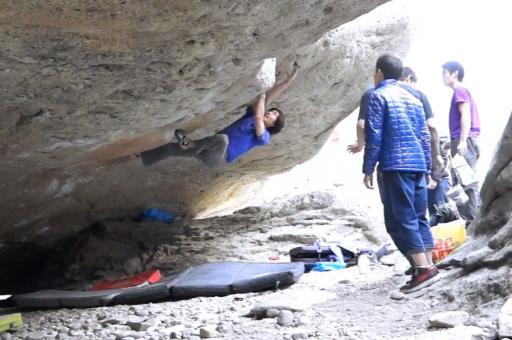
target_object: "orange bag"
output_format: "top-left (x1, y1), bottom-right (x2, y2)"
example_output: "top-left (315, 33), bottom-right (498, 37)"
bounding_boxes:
top-left (431, 219), bottom-right (466, 263)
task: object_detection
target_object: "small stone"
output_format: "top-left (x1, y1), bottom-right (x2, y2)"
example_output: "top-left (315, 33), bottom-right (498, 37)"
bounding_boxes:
top-left (429, 311), bottom-right (470, 328)
top-left (216, 321), bottom-right (232, 333)
top-left (292, 332), bottom-right (309, 340)
top-left (137, 317), bottom-right (158, 328)
top-left (25, 332), bottom-right (46, 340)
top-left (499, 298), bottom-right (512, 338)
top-left (127, 321), bottom-right (151, 332)
top-left (266, 308), bottom-right (281, 318)
top-left (41, 67), bottom-right (54, 76)
top-left (180, 327), bottom-right (194, 339)
top-left (56, 332), bottom-right (71, 340)
top-left (295, 315), bottom-right (311, 326)
top-left (101, 318), bottom-right (122, 326)
top-left (96, 313), bottom-right (107, 321)
top-left (134, 309), bottom-right (149, 317)
top-left (68, 329), bottom-right (86, 337)
top-left (111, 330), bottom-right (133, 340)
top-left (199, 325), bottom-right (220, 338)
top-left (67, 322), bottom-right (81, 330)
top-left (277, 310), bottom-right (294, 327)
top-left (2, 333), bottom-right (13, 340)
top-left (54, 326), bottom-right (70, 333)
top-left (21, 57), bottom-right (37, 64)
top-left (390, 291), bottom-right (405, 300)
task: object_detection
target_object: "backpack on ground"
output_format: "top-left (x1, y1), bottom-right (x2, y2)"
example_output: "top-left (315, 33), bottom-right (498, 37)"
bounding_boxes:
top-left (289, 242), bottom-right (356, 267)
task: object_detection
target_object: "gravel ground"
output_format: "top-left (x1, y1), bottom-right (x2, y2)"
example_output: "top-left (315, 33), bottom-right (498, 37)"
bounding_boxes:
top-left (0, 122), bottom-right (499, 339)
top-left (0, 250), bottom-right (496, 340)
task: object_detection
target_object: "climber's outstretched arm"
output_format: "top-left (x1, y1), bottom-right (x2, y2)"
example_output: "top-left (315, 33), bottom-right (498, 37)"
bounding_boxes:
top-left (253, 94), bottom-right (266, 137)
top-left (264, 62), bottom-right (299, 105)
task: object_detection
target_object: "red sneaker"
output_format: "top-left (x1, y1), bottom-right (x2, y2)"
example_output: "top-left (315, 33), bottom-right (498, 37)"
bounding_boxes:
top-left (404, 266), bottom-right (414, 276)
top-left (400, 265), bottom-right (440, 293)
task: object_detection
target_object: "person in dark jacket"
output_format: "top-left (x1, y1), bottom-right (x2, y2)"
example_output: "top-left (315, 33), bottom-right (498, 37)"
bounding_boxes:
top-left (362, 53), bottom-right (439, 293)
top-left (399, 67), bottom-right (450, 226)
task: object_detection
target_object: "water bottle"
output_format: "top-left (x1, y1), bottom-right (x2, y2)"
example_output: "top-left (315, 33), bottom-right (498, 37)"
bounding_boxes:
top-left (314, 239), bottom-right (322, 261)
top-left (357, 250), bottom-right (370, 274)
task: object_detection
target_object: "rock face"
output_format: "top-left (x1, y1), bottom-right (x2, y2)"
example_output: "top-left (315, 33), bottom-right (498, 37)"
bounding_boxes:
top-left (429, 311), bottom-right (470, 329)
top-left (437, 114), bottom-right (512, 313)
top-left (499, 297), bottom-right (512, 338)
top-left (28, 191), bottom-right (382, 291)
top-left (0, 1), bottom-right (414, 291)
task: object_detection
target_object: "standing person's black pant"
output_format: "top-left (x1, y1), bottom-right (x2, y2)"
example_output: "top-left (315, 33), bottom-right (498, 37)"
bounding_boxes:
top-left (451, 136), bottom-right (481, 221)
top-left (427, 178), bottom-right (450, 226)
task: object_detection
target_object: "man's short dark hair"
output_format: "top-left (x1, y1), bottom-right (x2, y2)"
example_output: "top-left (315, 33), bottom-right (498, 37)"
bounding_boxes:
top-left (401, 66), bottom-right (417, 82)
top-left (376, 53), bottom-right (403, 80)
top-left (267, 107), bottom-right (284, 135)
top-left (442, 61), bottom-right (464, 81)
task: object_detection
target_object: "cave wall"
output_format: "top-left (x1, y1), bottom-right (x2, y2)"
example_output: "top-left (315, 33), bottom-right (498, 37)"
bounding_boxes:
top-left (437, 113), bottom-right (512, 310)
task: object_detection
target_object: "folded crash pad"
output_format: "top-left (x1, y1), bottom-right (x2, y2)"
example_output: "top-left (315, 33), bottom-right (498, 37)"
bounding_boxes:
top-left (12, 262), bottom-right (304, 309)
top-left (112, 272), bottom-right (183, 305)
top-left (12, 288), bottom-right (125, 308)
top-left (0, 313), bottom-right (23, 333)
top-left (13, 273), bottom-right (182, 309)
top-left (170, 262), bottom-right (304, 298)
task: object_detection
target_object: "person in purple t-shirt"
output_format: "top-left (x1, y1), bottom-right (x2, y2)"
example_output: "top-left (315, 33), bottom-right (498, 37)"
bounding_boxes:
top-left (442, 61), bottom-right (481, 221)
top-left (139, 63), bottom-right (299, 168)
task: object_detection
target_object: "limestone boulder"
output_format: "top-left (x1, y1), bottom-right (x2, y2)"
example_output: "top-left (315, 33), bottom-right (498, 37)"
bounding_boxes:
top-left (0, 1), bottom-right (414, 291)
top-left (499, 297), bottom-right (512, 339)
top-left (437, 114), bottom-right (512, 319)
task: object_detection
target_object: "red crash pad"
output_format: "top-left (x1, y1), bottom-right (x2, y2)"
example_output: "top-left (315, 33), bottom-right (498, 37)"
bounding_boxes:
top-left (89, 269), bottom-right (161, 291)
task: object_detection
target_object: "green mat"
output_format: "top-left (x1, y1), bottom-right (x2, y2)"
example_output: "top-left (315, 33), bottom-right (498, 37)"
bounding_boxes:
top-left (0, 313), bottom-right (22, 333)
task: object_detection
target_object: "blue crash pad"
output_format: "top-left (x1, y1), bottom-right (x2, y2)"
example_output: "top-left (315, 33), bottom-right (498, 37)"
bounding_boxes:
top-left (12, 262), bottom-right (304, 308)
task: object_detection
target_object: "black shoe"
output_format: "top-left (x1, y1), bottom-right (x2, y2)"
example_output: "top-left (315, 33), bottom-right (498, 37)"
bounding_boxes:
top-left (404, 266), bottom-right (414, 276)
top-left (174, 129), bottom-right (191, 149)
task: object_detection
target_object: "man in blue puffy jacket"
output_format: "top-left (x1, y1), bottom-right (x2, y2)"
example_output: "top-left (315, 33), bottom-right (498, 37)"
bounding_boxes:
top-left (363, 53), bottom-right (439, 293)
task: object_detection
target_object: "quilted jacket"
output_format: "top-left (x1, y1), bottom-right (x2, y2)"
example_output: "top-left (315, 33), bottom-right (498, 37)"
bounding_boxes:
top-left (363, 79), bottom-right (431, 175)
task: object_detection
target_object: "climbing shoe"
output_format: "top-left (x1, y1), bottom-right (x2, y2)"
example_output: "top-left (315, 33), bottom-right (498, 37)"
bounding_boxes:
top-left (400, 265), bottom-right (440, 294)
top-left (174, 129), bottom-right (191, 149)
